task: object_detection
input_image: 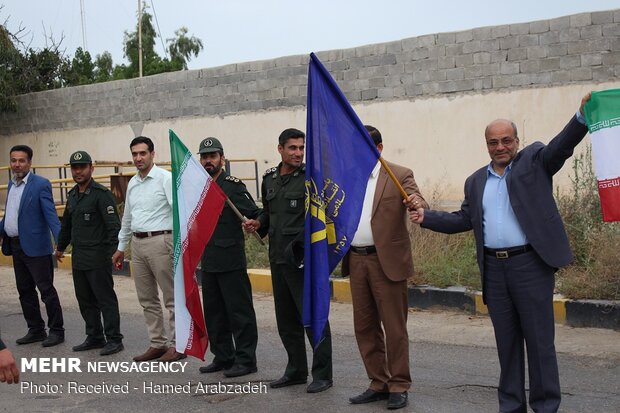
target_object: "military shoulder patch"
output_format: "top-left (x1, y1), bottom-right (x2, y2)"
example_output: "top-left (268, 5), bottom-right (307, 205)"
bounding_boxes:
top-left (106, 206), bottom-right (115, 214)
top-left (225, 175), bottom-right (241, 184)
top-left (263, 166), bottom-right (277, 177)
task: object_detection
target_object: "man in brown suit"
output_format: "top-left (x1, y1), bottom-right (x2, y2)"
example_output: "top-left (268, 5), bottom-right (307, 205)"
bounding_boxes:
top-left (343, 125), bottom-right (428, 410)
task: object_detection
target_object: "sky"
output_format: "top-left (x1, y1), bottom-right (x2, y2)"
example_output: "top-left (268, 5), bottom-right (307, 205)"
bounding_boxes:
top-left (1, 1), bottom-right (619, 70)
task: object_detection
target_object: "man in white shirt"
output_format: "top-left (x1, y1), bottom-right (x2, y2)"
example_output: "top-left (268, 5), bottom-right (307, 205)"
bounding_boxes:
top-left (112, 136), bottom-right (184, 362)
top-left (341, 126), bottom-right (428, 410)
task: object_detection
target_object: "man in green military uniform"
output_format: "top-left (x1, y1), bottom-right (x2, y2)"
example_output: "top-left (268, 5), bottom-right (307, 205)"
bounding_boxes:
top-left (196, 137), bottom-right (260, 378)
top-left (244, 128), bottom-right (333, 393)
top-left (55, 151), bottom-right (123, 356)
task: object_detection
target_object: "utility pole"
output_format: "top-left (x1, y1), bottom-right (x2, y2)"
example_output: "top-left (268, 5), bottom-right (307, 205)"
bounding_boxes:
top-left (80, 0), bottom-right (87, 50)
top-left (138, 0), bottom-right (143, 77)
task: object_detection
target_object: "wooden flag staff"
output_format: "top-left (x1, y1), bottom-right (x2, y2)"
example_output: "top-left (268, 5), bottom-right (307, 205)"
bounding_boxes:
top-left (225, 197), bottom-right (266, 246)
top-left (378, 157), bottom-right (409, 200)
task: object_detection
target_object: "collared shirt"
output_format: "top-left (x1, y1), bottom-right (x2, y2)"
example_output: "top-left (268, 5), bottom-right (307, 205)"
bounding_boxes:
top-left (4, 172), bottom-right (31, 237)
top-left (576, 109), bottom-right (586, 125)
top-left (117, 164), bottom-right (173, 251)
top-left (351, 161), bottom-right (381, 247)
top-left (482, 163), bottom-right (528, 248)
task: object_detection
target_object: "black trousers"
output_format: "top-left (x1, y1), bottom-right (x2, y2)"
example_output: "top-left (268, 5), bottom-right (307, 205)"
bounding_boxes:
top-left (11, 238), bottom-right (64, 335)
top-left (271, 263), bottom-right (332, 381)
top-left (484, 250), bottom-right (560, 413)
top-left (73, 265), bottom-right (123, 343)
top-left (202, 269), bottom-right (258, 366)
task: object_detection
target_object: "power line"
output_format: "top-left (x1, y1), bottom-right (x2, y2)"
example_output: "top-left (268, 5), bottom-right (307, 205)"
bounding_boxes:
top-left (80, 0), bottom-right (87, 50)
top-left (150, 0), bottom-right (168, 59)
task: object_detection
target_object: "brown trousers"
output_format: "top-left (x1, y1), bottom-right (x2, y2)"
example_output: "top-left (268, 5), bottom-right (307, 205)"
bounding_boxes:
top-left (349, 252), bottom-right (411, 393)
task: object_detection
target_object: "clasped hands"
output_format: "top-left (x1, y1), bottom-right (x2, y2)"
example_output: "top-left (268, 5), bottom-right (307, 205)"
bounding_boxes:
top-left (404, 194), bottom-right (425, 224)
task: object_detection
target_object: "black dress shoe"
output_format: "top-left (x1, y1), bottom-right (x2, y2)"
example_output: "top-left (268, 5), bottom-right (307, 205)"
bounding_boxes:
top-left (199, 361), bottom-right (234, 374)
top-left (73, 338), bottom-right (106, 352)
top-left (349, 389), bottom-right (390, 404)
top-left (307, 379), bottom-right (333, 393)
top-left (387, 392), bottom-right (408, 410)
top-left (42, 334), bottom-right (65, 347)
top-left (269, 375), bottom-right (307, 388)
top-left (223, 364), bottom-right (258, 378)
top-left (100, 341), bottom-right (124, 356)
top-left (16, 331), bottom-right (47, 345)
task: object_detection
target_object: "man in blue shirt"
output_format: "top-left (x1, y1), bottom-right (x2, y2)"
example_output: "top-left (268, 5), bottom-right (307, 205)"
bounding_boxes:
top-left (1, 145), bottom-right (64, 348)
top-left (407, 93), bottom-right (592, 413)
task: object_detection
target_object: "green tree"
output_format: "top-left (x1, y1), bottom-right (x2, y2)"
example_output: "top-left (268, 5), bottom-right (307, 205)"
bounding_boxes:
top-left (94, 51), bottom-right (113, 82)
top-left (0, 24), bottom-right (22, 111)
top-left (122, 10), bottom-right (159, 77)
top-left (63, 47), bottom-right (95, 86)
top-left (168, 27), bottom-right (203, 70)
top-left (1, 6), bottom-right (204, 112)
top-left (1, 14), bottom-right (68, 111)
top-left (120, 8), bottom-right (203, 77)
top-left (24, 47), bottom-right (66, 91)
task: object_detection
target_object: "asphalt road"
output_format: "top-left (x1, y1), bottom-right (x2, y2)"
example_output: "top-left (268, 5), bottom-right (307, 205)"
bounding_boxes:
top-left (0, 267), bottom-right (618, 412)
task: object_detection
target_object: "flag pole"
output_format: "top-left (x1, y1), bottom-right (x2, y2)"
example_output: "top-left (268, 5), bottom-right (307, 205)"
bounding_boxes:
top-left (378, 157), bottom-right (409, 200)
top-left (225, 198), bottom-right (266, 246)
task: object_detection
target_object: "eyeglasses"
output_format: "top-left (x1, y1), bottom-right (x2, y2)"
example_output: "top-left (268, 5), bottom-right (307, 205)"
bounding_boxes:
top-left (486, 137), bottom-right (516, 148)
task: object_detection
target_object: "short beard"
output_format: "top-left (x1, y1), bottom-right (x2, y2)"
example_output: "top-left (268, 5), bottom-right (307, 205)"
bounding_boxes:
top-left (206, 165), bottom-right (221, 176)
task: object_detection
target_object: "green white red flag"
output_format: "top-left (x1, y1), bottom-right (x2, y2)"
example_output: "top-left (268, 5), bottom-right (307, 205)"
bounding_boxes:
top-left (583, 89), bottom-right (620, 222)
top-left (169, 129), bottom-right (226, 360)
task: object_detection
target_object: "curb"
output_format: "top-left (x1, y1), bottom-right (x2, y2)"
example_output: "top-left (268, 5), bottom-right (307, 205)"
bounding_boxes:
top-left (565, 300), bottom-right (620, 330)
top-left (1, 255), bottom-right (616, 331)
top-left (246, 270), bottom-right (619, 331)
top-left (0, 254), bottom-right (132, 276)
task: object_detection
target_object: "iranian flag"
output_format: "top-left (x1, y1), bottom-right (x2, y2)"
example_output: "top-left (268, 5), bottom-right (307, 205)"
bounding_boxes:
top-left (170, 129), bottom-right (226, 359)
top-left (583, 89), bottom-right (620, 222)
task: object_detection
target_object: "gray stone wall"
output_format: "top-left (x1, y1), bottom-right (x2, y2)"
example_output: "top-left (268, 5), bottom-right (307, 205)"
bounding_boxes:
top-left (1, 9), bottom-right (619, 136)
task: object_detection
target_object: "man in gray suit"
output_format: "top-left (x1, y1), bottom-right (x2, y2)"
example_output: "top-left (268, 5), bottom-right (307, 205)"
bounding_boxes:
top-left (407, 93), bottom-right (591, 413)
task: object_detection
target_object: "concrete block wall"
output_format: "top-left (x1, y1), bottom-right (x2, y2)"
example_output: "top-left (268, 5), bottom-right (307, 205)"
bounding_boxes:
top-left (1, 9), bottom-right (619, 136)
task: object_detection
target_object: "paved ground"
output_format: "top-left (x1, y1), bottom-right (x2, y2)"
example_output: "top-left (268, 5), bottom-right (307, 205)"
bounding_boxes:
top-left (0, 267), bottom-right (618, 412)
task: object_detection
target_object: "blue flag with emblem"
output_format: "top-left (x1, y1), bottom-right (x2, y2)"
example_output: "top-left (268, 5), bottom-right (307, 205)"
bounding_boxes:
top-left (303, 53), bottom-right (380, 349)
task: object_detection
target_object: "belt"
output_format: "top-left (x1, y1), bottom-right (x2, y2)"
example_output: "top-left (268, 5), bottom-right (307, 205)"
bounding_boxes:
top-left (484, 244), bottom-right (532, 259)
top-left (133, 230), bottom-right (172, 239)
top-left (350, 245), bottom-right (377, 255)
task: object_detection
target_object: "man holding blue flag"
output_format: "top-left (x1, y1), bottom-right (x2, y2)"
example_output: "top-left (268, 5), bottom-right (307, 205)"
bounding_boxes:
top-left (301, 52), bottom-right (424, 409)
top-left (342, 126), bottom-right (428, 410)
top-left (302, 53), bottom-right (382, 359)
top-left (244, 128), bottom-right (333, 394)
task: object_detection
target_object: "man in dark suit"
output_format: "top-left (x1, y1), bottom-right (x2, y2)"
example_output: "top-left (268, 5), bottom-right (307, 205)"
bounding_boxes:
top-left (342, 125), bottom-right (427, 410)
top-left (0, 145), bottom-right (64, 347)
top-left (407, 93), bottom-right (592, 413)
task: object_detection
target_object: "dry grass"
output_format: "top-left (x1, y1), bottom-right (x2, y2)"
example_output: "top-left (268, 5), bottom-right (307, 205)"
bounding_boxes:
top-left (244, 150), bottom-right (620, 301)
top-left (245, 234), bottom-right (270, 269)
top-left (409, 225), bottom-right (480, 289)
top-left (556, 222), bottom-right (620, 300)
top-left (554, 146), bottom-right (620, 300)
